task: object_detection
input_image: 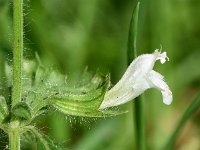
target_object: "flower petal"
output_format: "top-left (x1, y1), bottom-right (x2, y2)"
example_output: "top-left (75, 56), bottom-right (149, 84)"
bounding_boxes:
top-left (119, 50), bottom-right (168, 84)
top-left (99, 75), bottom-right (151, 109)
top-left (123, 52), bottom-right (158, 82)
top-left (156, 51), bottom-right (169, 64)
top-left (147, 70), bottom-right (172, 105)
top-left (99, 88), bottom-right (133, 109)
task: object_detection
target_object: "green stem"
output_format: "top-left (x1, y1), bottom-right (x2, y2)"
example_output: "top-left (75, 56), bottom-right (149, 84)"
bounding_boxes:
top-left (9, 129), bottom-right (20, 150)
top-left (134, 97), bottom-right (145, 150)
top-left (10, 0), bottom-right (23, 149)
top-left (12, 0), bottom-right (23, 107)
top-left (163, 94), bottom-right (200, 150)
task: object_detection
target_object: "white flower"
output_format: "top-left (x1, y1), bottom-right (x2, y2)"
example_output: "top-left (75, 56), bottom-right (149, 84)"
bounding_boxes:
top-left (99, 50), bottom-right (172, 109)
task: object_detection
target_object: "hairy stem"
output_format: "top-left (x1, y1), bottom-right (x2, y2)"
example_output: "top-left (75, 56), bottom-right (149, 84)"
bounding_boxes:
top-left (0, 50), bottom-right (5, 94)
top-left (9, 130), bottom-right (20, 150)
top-left (8, 121), bottom-right (21, 150)
top-left (10, 0), bottom-right (23, 149)
top-left (12, 0), bottom-right (23, 107)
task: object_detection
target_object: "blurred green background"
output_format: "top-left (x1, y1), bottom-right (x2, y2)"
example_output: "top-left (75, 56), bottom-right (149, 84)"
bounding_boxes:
top-left (0, 0), bottom-right (200, 150)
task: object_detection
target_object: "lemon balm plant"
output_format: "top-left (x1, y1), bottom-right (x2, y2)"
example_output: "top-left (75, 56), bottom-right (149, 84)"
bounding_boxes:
top-left (1, 1), bottom-right (200, 150)
top-left (0, 0), bottom-right (122, 149)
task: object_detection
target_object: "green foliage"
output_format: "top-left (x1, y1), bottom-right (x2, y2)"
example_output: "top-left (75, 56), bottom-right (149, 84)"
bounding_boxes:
top-left (0, 96), bottom-right (8, 123)
top-left (25, 126), bottom-right (65, 150)
top-left (20, 126), bottom-right (66, 150)
top-left (1, 63), bottom-right (125, 119)
top-left (0, 63), bottom-right (124, 149)
top-left (24, 65), bottom-right (123, 118)
top-left (12, 102), bottom-right (31, 121)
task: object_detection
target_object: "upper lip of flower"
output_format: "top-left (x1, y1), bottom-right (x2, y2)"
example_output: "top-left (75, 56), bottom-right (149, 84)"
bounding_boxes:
top-left (99, 49), bottom-right (172, 110)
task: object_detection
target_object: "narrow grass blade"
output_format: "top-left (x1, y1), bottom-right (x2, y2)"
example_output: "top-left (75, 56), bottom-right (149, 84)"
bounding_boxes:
top-left (127, 2), bottom-right (145, 150)
top-left (163, 94), bottom-right (200, 150)
top-left (127, 2), bottom-right (140, 65)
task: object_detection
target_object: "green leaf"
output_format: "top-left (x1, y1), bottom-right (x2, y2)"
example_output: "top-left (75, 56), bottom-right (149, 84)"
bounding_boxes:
top-left (12, 102), bottom-right (31, 120)
top-left (163, 93), bottom-right (200, 150)
top-left (28, 127), bottom-right (51, 150)
top-left (34, 66), bottom-right (66, 87)
top-left (26, 126), bottom-right (65, 150)
top-left (0, 96), bottom-right (9, 123)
